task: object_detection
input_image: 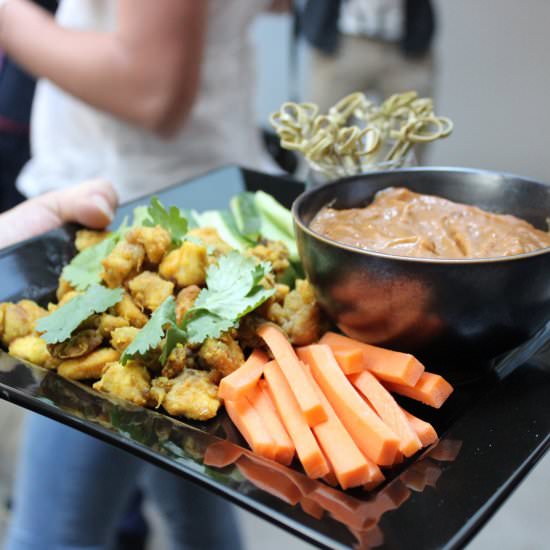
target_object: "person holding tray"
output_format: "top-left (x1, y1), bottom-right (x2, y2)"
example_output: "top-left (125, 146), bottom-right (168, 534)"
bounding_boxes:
top-left (0, 0), bottom-right (288, 548)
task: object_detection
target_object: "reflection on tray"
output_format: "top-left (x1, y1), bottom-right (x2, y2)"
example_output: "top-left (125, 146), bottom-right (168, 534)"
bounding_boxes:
top-left (204, 438), bottom-right (462, 549)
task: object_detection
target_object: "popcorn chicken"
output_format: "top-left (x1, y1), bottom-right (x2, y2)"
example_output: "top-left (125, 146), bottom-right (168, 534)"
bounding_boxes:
top-left (98, 314), bottom-right (129, 337)
top-left (56, 278), bottom-right (75, 301)
top-left (266, 279), bottom-right (323, 346)
top-left (0, 300), bottom-right (47, 346)
top-left (75, 229), bottom-right (111, 252)
top-left (110, 326), bottom-right (139, 352)
top-left (128, 271), bottom-right (174, 311)
top-left (159, 241), bottom-right (208, 287)
top-left (93, 360), bottom-right (151, 407)
top-left (154, 369), bottom-right (221, 420)
top-left (175, 285), bottom-right (201, 324)
top-left (187, 227), bottom-right (232, 256)
top-left (198, 332), bottom-right (244, 379)
top-left (48, 329), bottom-right (103, 359)
top-left (58, 348), bottom-right (120, 380)
top-left (9, 335), bottom-right (58, 369)
top-left (245, 240), bottom-right (290, 274)
top-left (114, 292), bottom-right (148, 328)
top-left (101, 241), bottom-right (145, 288)
top-left (126, 225), bottom-right (172, 264)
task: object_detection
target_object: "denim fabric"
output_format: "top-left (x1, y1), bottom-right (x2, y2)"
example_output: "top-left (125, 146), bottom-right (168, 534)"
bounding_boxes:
top-left (5, 414), bottom-right (242, 550)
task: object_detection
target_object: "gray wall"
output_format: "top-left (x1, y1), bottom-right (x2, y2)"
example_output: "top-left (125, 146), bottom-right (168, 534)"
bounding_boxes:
top-left (252, 1), bottom-right (550, 182)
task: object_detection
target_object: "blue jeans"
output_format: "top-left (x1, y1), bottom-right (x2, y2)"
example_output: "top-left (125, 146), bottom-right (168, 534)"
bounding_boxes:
top-left (5, 414), bottom-right (242, 550)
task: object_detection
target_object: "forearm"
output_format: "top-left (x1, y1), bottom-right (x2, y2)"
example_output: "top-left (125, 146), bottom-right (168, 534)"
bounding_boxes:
top-left (0, 0), bottom-right (204, 135)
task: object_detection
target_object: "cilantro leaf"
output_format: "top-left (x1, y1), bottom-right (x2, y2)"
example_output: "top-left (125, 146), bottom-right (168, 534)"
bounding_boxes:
top-left (62, 233), bottom-right (119, 291)
top-left (183, 252), bottom-right (274, 343)
top-left (144, 197), bottom-right (188, 245)
top-left (121, 295), bottom-right (176, 365)
top-left (36, 285), bottom-right (123, 344)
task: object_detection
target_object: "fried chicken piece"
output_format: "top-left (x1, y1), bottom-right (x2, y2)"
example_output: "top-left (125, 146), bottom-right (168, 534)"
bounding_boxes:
top-left (126, 225), bottom-right (172, 264)
top-left (266, 279), bottom-right (323, 346)
top-left (237, 314), bottom-right (265, 349)
top-left (0, 301), bottom-right (47, 346)
top-left (187, 227), bottom-right (232, 257)
top-left (245, 240), bottom-right (290, 275)
top-left (58, 348), bottom-right (120, 380)
top-left (56, 278), bottom-right (75, 301)
top-left (128, 271), bottom-right (174, 311)
top-left (75, 229), bottom-right (111, 252)
top-left (48, 329), bottom-right (103, 359)
top-left (110, 326), bottom-right (139, 352)
top-left (154, 369), bottom-right (221, 420)
top-left (101, 241), bottom-right (145, 288)
top-left (93, 360), bottom-right (151, 407)
top-left (198, 333), bottom-right (244, 380)
top-left (9, 335), bottom-right (59, 369)
top-left (175, 285), bottom-right (201, 324)
top-left (161, 343), bottom-right (199, 378)
top-left (159, 241), bottom-right (208, 287)
top-left (115, 292), bottom-right (148, 328)
top-left (98, 314), bottom-right (129, 338)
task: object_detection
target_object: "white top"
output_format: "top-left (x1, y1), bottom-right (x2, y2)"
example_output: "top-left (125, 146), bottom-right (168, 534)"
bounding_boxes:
top-left (18, 0), bottom-right (272, 203)
top-left (339, 0), bottom-right (403, 42)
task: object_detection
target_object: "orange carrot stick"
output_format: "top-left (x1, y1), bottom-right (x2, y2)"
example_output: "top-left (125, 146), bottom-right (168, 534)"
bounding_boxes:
top-left (300, 362), bottom-right (382, 489)
top-left (349, 370), bottom-right (422, 457)
top-left (331, 347), bottom-right (365, 375)
top-left (224, 398), bottom-right (276, 460)
top-left (297, 345), bottom-right (400, 466)
top-left (236, 457), bottom-right (302, 506)
top-left (258, 324), bottom-right (326, 426)
top-left (383, 372), bottom-right (454, 409)
top-left (320, 331), bottom-right (425, 386)
top-left (401, 408), bottom-right (438, 447)
top-left (218, 349), bottom-right (269, 402)
top-left (247, 384), bottom-right (295, 466)
top-left (263, 360), bottom-right (330, 479)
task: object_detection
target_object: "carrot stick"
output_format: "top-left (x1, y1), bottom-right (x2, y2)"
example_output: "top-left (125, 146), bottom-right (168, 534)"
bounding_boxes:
top-left (331, 347), bottom-right (365, 374)
top-left (246, 383), bottom-right (295, 466)
top-left (300, 362), bottom-right (382, 489)
top-left (383, 372), bottom-right (454, 409)
top-left (263, 360), bottom-right (330, 479)
top-left (224, 398), bottom-right (276, 460)
top-left (349, 370), bottom-right (422, 458)
top-left (320, 331), bottom-right (425, 386)
top-left (297, 345), bottom-right (400, 466)
top-left (258, 324), bottom-right (326, 426)
top-left (401, 408), bottom-right (438, 447)
top-left (218, 349), bottom-right (269, 402)
top-left (236, 457), bottom-right (302, 506)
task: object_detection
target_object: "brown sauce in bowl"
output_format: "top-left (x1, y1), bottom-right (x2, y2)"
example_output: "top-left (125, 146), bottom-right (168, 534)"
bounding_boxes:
top-left (310, 187), bottom-right (550, 259)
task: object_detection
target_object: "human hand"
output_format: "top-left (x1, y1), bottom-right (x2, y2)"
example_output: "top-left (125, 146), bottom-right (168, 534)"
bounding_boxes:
top-left (0, 179), bottom-right (118, 249)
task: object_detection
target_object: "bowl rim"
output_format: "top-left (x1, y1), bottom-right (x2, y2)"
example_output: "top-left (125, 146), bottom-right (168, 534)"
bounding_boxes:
top-left (292, 166), bottom-right (550, 265)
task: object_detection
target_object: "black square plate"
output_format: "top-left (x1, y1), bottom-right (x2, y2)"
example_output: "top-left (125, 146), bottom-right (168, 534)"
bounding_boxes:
top-left (1, 166), bottom-right (549, 549)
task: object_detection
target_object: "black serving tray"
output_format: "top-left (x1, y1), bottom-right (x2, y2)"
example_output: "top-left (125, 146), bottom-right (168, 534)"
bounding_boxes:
top-left (1, 166), bottom-right (549, 550)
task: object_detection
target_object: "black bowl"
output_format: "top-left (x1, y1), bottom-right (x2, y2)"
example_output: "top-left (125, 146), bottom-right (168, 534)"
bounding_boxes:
top-left (293, 167), bottom-right (550, 370)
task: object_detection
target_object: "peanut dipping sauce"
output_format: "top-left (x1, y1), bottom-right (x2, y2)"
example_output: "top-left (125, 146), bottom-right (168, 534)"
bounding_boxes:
top-left (310, 187), bottom-right (550, 259)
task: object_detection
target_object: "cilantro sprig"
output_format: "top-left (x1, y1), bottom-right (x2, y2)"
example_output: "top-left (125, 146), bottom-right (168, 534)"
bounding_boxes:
top-left (122, 252), bottom-right (275, 366)
top-left (143, 197), bottom-right (188, 246)
top-left (121, 296), bottom-right (176, 365)
top-left (36, 285), bottom-right (123, 344)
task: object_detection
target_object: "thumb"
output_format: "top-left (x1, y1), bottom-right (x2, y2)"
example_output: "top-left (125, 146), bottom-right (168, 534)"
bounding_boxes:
top-left (39, 179), bottom-right (119, 229)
